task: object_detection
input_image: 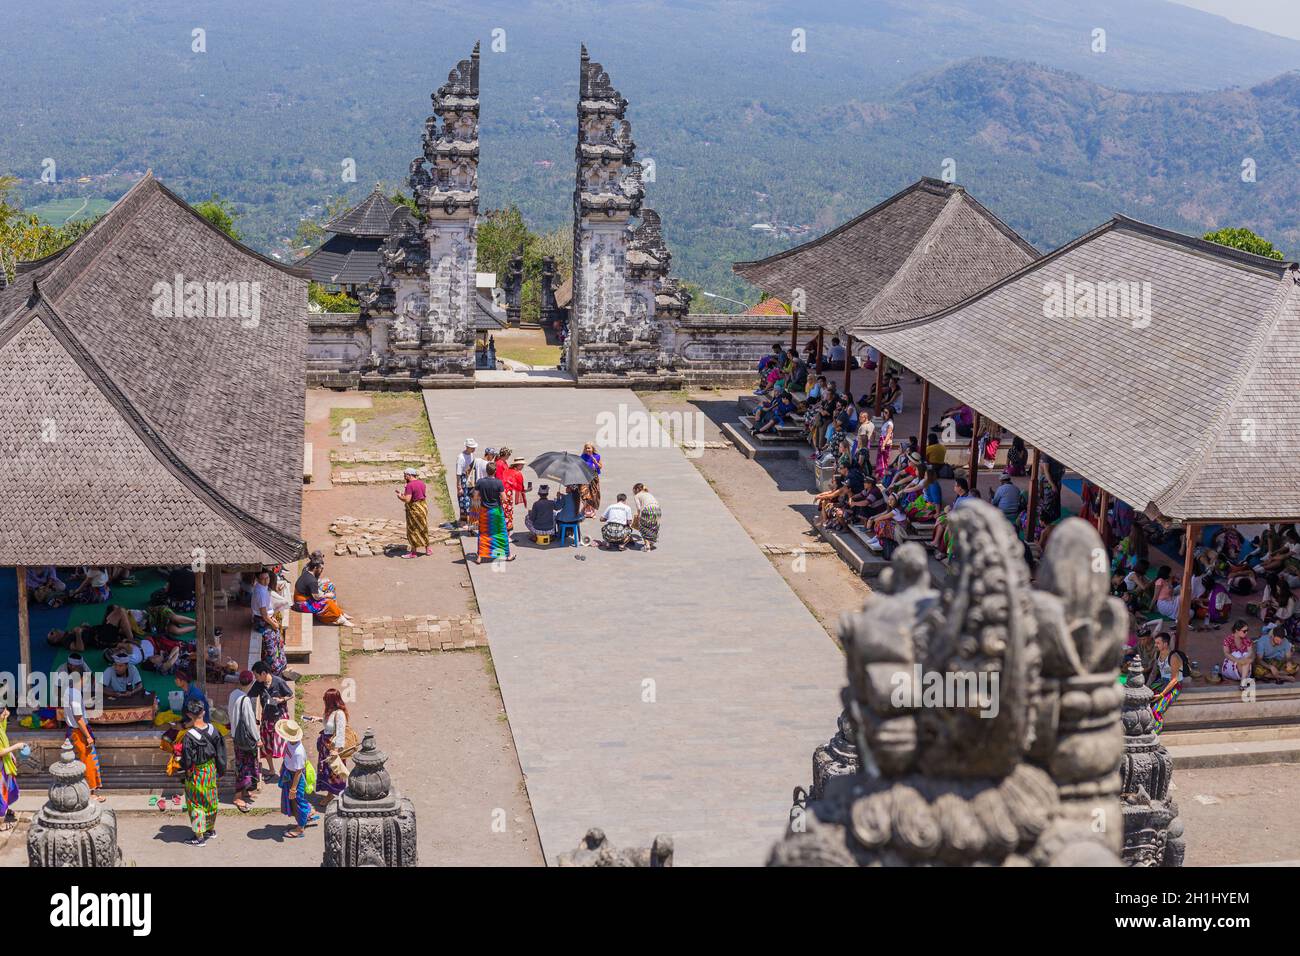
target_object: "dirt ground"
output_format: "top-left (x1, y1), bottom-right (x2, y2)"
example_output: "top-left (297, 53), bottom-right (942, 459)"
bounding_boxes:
top-left (641, 388), bottom-right (871, 641)
top-left (1175, 763), bottom-right (1300, 865)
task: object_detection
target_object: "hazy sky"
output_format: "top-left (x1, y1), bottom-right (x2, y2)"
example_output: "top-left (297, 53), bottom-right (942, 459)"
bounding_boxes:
top-left (1171, 0), bottom-right (1300, 41)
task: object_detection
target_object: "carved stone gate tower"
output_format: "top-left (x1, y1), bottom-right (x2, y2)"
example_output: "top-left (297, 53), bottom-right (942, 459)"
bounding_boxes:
top-left (570, 46), bottom-right (683, 384)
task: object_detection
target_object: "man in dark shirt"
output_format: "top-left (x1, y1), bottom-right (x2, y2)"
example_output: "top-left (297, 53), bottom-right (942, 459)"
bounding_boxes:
top-left (526, 484), bottom-right (558, 538)
top-left (475, 462), bottom-right (504, 508)
top-left (252, 661), bottom-right (294, 776)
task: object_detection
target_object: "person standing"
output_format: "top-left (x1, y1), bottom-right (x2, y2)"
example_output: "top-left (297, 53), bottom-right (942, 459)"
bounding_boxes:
top-left (495, 448), bottom-right (527, 536)
top-left (64, 668), bottom-right (106, 801)
top-left (276, 719), bottom-right (316, 838)
top-left (252, 570), bottom-right (287, 676)
top-left (227, 671), bottom-right (260, 812)
top-left (455, 439), bottom-right (482, 532)
top-left (473, 461), bottom-right (513, 563)
top-left (0, 707), bottom-right (24, 831)
top-left (179, 699), bottom-right (225, 846)
top-left (580, 443), bottom-right (602, 512)
top-left (317, 688), bottom-right (350, 806)
top-left (397, 466), bottom-right (431, 558)
top-left (631, 483), bottom-right (661, 550)
top-left (252, 661), bottom-right (294, 781)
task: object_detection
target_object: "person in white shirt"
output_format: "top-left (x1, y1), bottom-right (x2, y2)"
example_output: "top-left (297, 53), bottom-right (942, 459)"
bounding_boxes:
top-left (599, 494), bottom-right (635, 551)
top-left (63, 668), bottom-right (106, 800)
top-left (275, 719), bottom-right (315, 838)
top-left (227, 671), bottom-right (260, 811)
top-left (455, 438), bottom-right (483, 529)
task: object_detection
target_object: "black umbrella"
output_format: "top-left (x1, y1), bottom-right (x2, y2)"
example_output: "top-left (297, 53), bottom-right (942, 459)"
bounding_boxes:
top-left (527, 451), bottom-right (596, 487)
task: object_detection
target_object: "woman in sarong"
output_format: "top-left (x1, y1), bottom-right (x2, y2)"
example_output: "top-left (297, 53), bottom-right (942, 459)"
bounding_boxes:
top-left (495, 448), bottom-right (527, 532)
top-left (632, 483), bottom-right (661, 550)
top-left (276, 720), bottom-right (316, 839)
top-left (0, 707), bottom-right (24, 831)
top-left (929, 478), bottom-right (971, 560)
top-left (292, 561), bottom-right (353, 627)
top-left (580, 443), bottom-right (602, 513)
top-left (397, 467), bottom-right (431, 557)
top-left (179, 700), bottom-right (225, 846)
top-left (874, 408), bottom-right (895, 480)
top-left (316, 689), bottom-right (350, 804)
top-left (903, 467), bottom-right (943, 521)
top-left (1220, 621), bottom-right (1255, 684)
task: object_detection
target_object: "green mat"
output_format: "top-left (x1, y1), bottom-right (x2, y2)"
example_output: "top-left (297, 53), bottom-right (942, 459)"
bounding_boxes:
top-left (59, 570), bottom-right (195, 701)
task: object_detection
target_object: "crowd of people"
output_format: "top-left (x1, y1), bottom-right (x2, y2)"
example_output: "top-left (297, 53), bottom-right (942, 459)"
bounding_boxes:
top-left (451, 439), bottom-right (662, 558)
top-left (753, 343), bottom-right (1300, 737)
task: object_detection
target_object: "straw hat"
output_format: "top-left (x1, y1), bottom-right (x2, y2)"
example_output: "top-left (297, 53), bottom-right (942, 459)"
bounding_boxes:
top-left (275, 718), bottom-right (304, 743)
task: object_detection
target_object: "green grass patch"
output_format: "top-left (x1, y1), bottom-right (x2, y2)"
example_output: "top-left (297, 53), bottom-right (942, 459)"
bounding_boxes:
top-left (496, 343), bottom-right (562, 367)
top-left (28, 196), bottom-right (112, 226)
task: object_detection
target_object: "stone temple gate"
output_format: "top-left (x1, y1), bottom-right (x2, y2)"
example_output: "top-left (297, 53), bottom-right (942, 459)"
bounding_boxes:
top-left (322, 43), bottom-right (690, 389)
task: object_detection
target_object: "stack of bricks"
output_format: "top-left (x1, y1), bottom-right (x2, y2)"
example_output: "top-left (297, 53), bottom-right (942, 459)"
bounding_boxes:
top-left (341, 614), bottom-right (487, 652)
top-left (329, 450), bottom-right (442, 486)
top-left (329, 515), bottom-right (450, 555)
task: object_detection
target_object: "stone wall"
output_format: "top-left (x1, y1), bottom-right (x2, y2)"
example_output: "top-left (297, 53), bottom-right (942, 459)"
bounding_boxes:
top-left (661, 312), bottom-right (796, 386)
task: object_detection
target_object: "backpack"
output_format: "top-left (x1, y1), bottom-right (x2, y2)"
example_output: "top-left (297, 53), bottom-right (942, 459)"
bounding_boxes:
top-left (233, 695), bottom-right (259, 752)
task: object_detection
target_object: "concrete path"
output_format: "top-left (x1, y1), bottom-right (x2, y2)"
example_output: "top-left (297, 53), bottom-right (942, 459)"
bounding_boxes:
top-left (424, 388), bottom-right (845, 865)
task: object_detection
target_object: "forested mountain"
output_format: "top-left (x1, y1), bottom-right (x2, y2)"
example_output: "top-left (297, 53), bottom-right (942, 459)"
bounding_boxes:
top-left (4, 0), bottom-right (1300, 301)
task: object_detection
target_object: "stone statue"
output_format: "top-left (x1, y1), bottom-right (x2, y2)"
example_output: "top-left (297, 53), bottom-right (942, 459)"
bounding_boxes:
top-left (322, 731), bottom-right (418, 867)
top-left (27, 741), bottom-right (121, 867)
top-left (555, 828), bottom-right (673, 867)
top-left (771, 502), bottom-right (1125, 866)
top-left (1119, 661), bottom-right (1186, 866)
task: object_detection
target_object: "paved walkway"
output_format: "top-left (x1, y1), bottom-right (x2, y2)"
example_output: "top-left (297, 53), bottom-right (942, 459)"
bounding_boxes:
top-left (424, 388), bottom-right (845, 865)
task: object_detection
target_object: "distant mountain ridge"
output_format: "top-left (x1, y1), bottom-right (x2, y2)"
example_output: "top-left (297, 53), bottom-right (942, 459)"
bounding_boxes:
top-left (3, 0), bottom-right (1300, 300)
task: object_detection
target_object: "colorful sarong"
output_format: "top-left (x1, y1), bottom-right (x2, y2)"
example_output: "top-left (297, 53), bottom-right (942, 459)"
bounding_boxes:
top-left (1150, 682), bottom-right (1181, 733)
top-left (502, 495), bottom-right (515, 532)
top-left (184, 760), bottom-right (219, 838)
top-left (457, 475), bottom-right (473, 521)
top-left (261, 625), bottom-right (287, 675)
top-left (316, 732), bottom-right (347, 796)
top-left (636, 505), bottom-right (661, 544)
top-left (261, 712), bottom-right (286, 759)
top-left (234, 746), bottom-right (259, 792)
top-left (293, 593), bottom-right (345, 625)
top-left (905, 495), bottom-right (938, 521)
top-left (405, 498), bottom-right (430, 550)
top-left (0, 773), bottom-right (17, 818)
top-left (602, 522), bottom-right (630, 546)
top-left (476, 506), bottom-right (510, 560)
top-left (68, 726), bottom-right (101, 790)
top-left (279, 766), bottom-right (312, 826)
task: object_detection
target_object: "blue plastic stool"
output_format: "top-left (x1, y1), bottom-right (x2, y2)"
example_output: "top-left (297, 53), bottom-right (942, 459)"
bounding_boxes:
top-left (557, 522), bottom-right (581, 547)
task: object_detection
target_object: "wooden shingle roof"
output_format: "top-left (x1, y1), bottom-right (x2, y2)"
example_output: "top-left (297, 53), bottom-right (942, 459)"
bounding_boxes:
top-left (733, 178), bottom-right (1038, 332)
top-left (861, 216), bottom-right (1300, 524)
top-left (0, 173), bottom-right (308, 564)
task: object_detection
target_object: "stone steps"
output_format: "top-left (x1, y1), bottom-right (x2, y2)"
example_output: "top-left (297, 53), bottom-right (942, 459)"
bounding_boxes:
top-left (721, 422), bottom-right (803, 460)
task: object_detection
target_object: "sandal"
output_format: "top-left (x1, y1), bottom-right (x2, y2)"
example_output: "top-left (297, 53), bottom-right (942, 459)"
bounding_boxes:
top-left (234, 801), bottom-right (251, 814)
top-left (285, 829), bottom-right (305, 839)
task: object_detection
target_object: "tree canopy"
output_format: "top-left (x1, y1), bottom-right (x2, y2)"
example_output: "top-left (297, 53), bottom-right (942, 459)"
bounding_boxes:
top-left (1203, 227), bottom-right (1284, 261)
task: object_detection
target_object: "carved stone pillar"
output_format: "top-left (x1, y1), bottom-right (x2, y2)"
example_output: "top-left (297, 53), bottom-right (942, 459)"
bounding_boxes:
top-left (809, 708), bottom-right (860, 800)
top-left (1119, 661), bottom-right (1185, 866)
top-left (27, 741), bottom-right (121, 867)
top-left (322, 731), bottom-right (418, 867)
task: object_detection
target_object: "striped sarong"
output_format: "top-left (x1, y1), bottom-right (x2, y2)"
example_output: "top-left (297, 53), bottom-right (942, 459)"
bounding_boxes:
top-left (636, 505), bottom-right (661, 544)
top-left (184, 760), bottom-right (219, 838)
top-left (261, 711), bottom-right (285, 759)
top-left (476, 505), bottom-right (510, 560)
top-left (68, 726), bottom-right (101, 790)
top-left (405, 498), bottom-right (429, 551)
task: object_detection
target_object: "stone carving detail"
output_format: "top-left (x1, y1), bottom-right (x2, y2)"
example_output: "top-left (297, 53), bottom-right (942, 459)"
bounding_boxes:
top-left (571, 47), bottom-right (681, 378)
top-left (358, 45), bottom-right (479, 382)
top-left (323, 730), bottom-right (418, 867)
top-left (27, 741), bottom-right (121, 867)
top-left (771, 503), bottom-right (1126, 866)
top-left (1119, 661), bottom-right (1186, 866)
top-left (555, 828), bottom-right (674, 867)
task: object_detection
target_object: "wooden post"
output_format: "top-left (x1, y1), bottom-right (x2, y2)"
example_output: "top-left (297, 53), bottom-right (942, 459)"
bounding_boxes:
top-left (815, 327), bottom-right (824, 374)
top-left (873, 350), bottom-right (886, 417)
top-left (194, 567), bottom-right (209, 698)
top-left (1025, 447), bottom-right (1041, 541)
top-left (1175, 523), bottom-right (1198, 650)
top-left (842, 333), bottom-right (854, 395)
top-left (918, 378), bottom-right (931, 445)
top-left (1097, 490), bottom-right (1111, 548)
top-left (790, 310), bottom-right (800, 358)
top-left (967, 412), bottom-right (982, 492)
top-left (15, 569), bottom-right (30, 704)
